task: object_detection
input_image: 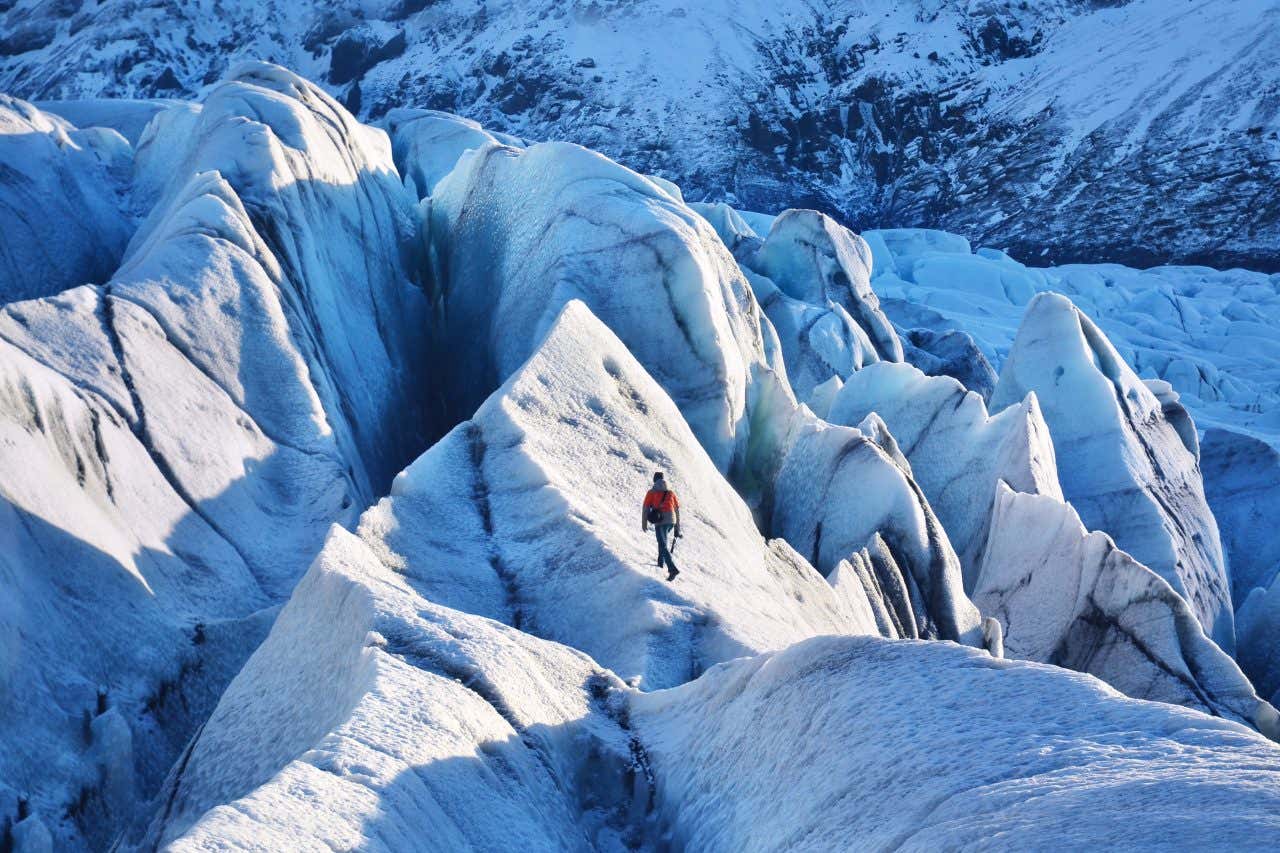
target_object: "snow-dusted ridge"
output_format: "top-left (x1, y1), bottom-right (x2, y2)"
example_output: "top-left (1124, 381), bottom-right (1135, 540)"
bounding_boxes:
top-left (3, 57), bottom-right (1280, 850)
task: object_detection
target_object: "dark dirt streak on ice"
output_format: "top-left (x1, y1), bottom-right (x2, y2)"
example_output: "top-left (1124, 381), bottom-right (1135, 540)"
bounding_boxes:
top-left (466, 420), bottom-right (527, 631)
top-left (1051, 583), bottom-right (1221, 715)
top-left (105, 286), bottom-right (348, 466)
top-left (143, 720), bottom-right (207, 853)
top-left (96, 288), bottom-right (264, 587)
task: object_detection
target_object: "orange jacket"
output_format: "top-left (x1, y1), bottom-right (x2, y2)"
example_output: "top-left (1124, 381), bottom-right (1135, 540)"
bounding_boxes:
top-left (643, 489), bottom-right (680, 513)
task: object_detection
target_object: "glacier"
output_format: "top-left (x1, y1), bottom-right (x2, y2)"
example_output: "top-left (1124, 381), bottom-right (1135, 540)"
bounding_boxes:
top-left (2, 54), bottom-right (1280, 852)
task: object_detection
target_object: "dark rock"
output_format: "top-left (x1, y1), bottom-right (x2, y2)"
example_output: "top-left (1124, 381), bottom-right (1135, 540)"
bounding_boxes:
top-left (0, 20), bottom-right (56, 56)
top-left (329, 26), bottom-right (405, 86)
top-left (151, 65), bottom-right (181, 92)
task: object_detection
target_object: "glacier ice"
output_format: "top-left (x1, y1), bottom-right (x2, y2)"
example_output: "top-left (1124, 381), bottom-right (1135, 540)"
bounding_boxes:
top-left (4, 54), bottom-right (1280, 851)
top-left (747, 210), bottom-right (902, 365)
top-left (991, 291), bottom-right (1234, 651)
top-left (632, 634), bottom-right (1280, 851)
top-left (827, 361), bottom-right (1061, 588)
top-left (1238, 573), bottom-right (1280, 710)
top-left (356, 301), bottom-right (865, 689)
top-left (137, 476), bottom-right (1280, 851)
top-left (975, 484), bottom-right (1278, 737)
top-left (0, 95), bottom-right (134, 303)
top-left (742, 266), bottom-right (878, 405)
top-left (423, 139), bottom-right (779, 475)
top-left (871, 231), bottom-right (1280, 449)
top-left (766, 407), bottom-right (986, 648)
top-left (0, 63), bottom-right (435, 845)
top-left (1200, 427), bottom-right (1280, 609)
top-left (135, 526), bottom-right (641, 851)
top-left (382, 108), bottom-right (522, 201)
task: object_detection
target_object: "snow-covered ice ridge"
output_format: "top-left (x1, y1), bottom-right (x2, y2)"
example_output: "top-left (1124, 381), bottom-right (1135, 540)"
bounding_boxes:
top-left (2, 63), bottom-right (1279, 850)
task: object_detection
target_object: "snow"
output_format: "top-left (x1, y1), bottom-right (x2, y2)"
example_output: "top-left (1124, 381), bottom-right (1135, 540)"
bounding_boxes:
top-left (423, 138), bottom-right (780, 475)
top-left (0, 95), bottom-right (134, 303)
top-left (356, 300), bottom-right (866, 690)
top-left (975, 484), bottom-right (1278, 738)
top-left (827, 361), bottom-right (1060, 588)
top-left (138, 526), bottom-right (640, 851)
top-left (632, 634), bottom-right (1280, 852)
top-left (991, 292), bottom-right (1234, 651)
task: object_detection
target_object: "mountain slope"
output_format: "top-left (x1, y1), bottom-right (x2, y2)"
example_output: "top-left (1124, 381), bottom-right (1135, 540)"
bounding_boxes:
top-left (3, 0), bottom-right (1277, 269)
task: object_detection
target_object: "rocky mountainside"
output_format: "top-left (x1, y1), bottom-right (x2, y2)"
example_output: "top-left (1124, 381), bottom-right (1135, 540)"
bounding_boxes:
top-left (2, 0), bottom-right (1277, 270)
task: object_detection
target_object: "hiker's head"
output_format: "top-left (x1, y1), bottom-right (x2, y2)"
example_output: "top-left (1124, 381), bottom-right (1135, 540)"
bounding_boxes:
top-left (653, 472), bottom-right (666, 489)
top-left (653, 472), bottom-right (664, 483)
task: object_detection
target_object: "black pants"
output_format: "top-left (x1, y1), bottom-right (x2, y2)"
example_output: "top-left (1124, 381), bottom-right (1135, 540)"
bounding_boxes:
top-left (655, 523), bottom-right (679, 573)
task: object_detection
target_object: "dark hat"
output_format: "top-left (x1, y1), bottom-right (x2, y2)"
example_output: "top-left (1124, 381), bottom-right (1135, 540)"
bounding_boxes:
top-left (653, 471), bottom-right (665, 482)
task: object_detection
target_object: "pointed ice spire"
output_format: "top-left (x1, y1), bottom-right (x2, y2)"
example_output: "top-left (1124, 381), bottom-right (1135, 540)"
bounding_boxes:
top-left (992, 292), bottom-right (1234, 651)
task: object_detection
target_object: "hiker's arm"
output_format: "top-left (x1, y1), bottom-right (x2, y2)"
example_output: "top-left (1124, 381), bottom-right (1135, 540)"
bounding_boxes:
top-left (641, 502), bottom-right (648, 532)
top-left (675, 504), bottom-right (682, 532)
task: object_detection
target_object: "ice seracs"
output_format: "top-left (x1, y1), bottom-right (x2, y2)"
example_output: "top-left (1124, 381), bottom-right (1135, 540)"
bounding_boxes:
top-left (826, 361), bottom-right (1060, 587)
top-left (694, 203), bottom-right (890, 406)
top-left (382, 108), bottom-right (522, 200)
top-left (0, 95), bottom-right (134, 303)
top-left (130, 60), bottom-right (433, 490)
top-left (0, 63), bottom-right (434, 848)
top-left (358, 301), bottom-right (865, 689)
top-left (975, 484), bottom-right (1278, 738)
top-left (767, 409), bottom-right (986, 648)
top-left (422, 139), bottom-right (778, 475)
top-left (991, 291), bottom-right (1234, 651)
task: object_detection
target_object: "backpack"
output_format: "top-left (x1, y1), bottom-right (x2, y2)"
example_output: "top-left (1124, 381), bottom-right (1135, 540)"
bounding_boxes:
top-left (646, 490), bottom-right (671, 524)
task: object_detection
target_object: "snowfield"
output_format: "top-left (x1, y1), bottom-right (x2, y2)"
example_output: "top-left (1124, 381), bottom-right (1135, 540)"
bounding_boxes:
top-left (2, 58), bottom-right (1279, 851)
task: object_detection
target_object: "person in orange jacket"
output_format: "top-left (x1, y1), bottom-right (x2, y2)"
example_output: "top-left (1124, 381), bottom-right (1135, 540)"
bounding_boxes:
top-left (642, 471), bottom-right (682, 581)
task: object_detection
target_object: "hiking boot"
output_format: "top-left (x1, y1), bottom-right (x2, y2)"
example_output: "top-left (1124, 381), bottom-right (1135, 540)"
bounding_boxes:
top-left (666, 568), bottom-right (680, 581)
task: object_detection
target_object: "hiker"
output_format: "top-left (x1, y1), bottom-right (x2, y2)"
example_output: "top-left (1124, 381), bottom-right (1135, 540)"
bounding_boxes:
top-left (642, 472), bottom-right (682, 581)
